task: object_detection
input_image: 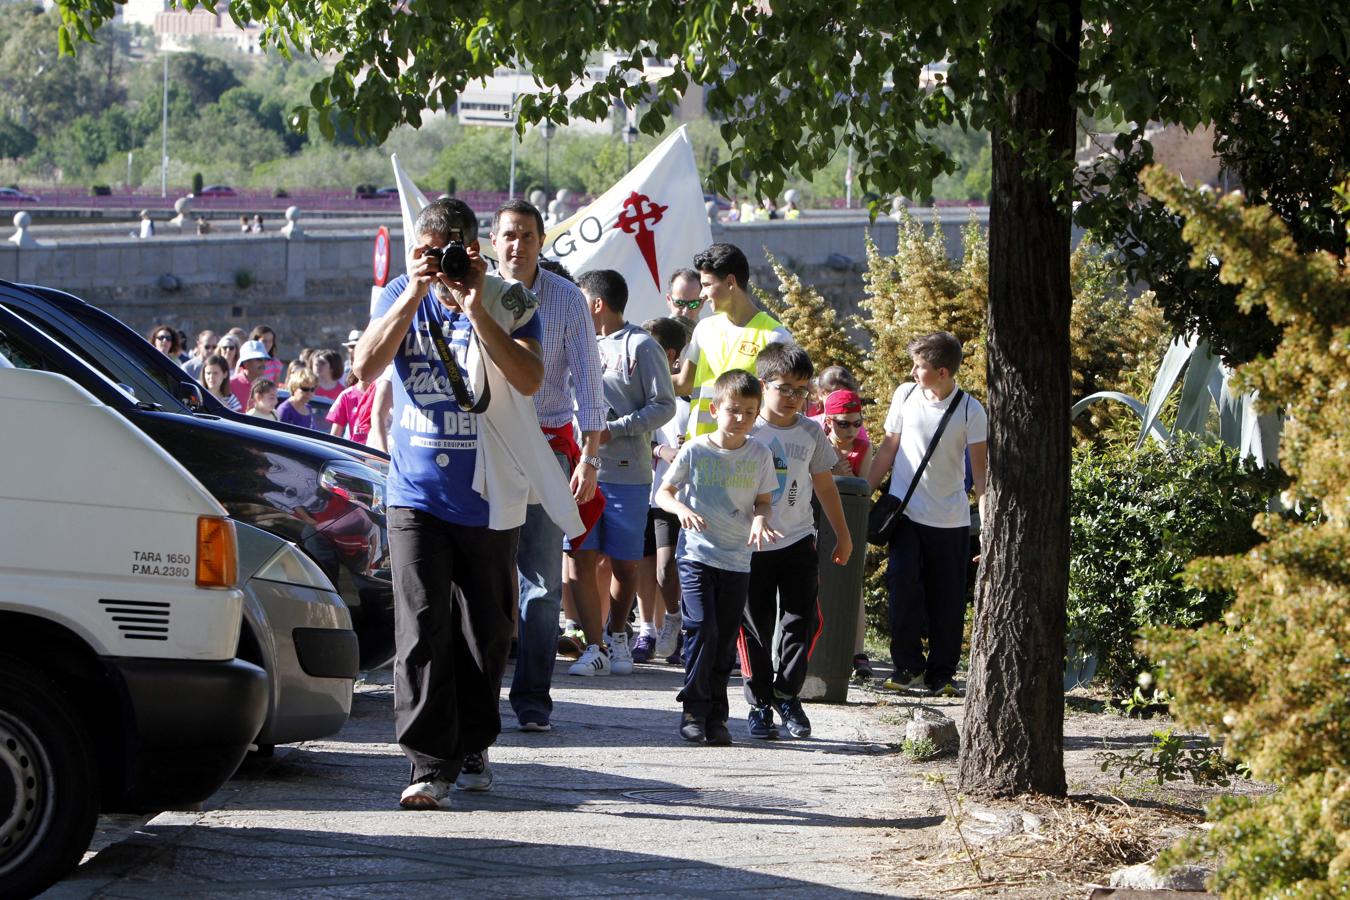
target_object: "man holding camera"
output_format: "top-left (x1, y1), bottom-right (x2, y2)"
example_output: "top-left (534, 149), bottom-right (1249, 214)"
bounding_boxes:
top-left (492, 200), bottom-right (610, 726)
top-left (354, 198), bottom-right (545, 810)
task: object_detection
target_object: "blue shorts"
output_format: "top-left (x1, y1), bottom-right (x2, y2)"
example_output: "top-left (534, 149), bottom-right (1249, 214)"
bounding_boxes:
top-left (569, 482), bottom-right (650, 561)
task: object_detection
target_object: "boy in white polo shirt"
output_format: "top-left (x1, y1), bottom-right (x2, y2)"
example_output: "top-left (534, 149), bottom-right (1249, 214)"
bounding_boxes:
top-left (866, 332), bottom-right (987, 698)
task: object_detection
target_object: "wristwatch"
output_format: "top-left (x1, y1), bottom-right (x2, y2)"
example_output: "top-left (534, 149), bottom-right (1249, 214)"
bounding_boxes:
top-left (580, 454), bottom-right (602, 469)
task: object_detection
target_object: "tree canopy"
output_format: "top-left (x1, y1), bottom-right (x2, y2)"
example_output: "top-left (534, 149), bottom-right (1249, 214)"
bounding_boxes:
top-left (52, 1), bottom-right (1350, 205)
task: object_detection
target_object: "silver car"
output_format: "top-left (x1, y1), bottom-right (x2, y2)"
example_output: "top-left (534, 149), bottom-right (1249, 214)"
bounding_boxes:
top-left (235, 522), bottom-right (357, 751)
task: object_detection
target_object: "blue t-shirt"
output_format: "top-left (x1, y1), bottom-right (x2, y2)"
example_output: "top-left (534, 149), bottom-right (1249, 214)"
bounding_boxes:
top-left (373, 275), bottom-right (542, 526)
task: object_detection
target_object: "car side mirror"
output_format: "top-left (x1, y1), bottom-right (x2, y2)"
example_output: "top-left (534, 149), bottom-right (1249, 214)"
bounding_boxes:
top-left (176, 380), bottom-right (205, 410)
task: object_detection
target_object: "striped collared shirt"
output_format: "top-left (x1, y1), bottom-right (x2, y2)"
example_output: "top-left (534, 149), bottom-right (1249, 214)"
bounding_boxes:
top-left (517, 265), bottom-right (607, 432)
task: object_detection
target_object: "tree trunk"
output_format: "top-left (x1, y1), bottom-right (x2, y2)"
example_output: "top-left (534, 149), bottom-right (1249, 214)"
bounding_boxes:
top-left (958, 0), bottom-right (1080, 798)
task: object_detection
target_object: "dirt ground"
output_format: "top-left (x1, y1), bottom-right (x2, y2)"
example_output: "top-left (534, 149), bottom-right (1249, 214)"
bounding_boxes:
top-left (856, 683), bottom-right (1268, 898)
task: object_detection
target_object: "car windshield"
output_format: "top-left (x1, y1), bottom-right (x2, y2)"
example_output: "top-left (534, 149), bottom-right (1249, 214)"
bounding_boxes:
top-left (0, 293), bottom-right (179, 409)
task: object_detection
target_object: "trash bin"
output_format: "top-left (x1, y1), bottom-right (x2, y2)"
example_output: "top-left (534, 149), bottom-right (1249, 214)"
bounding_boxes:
top-left (801, 476), bottom-right (871, 703)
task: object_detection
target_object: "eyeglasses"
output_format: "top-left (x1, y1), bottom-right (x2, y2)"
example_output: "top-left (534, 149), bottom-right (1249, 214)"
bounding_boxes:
top-left (831, 417), bottom-right (864, 429)
top-left (154, 333), bottom-right (174, 341)
top-left (766, 383), bottom-right (811, 400)
top-left (672, 298), bottom-right (704, 310)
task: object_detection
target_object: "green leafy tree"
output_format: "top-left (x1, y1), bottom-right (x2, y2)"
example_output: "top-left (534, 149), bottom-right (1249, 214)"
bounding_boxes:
top-left (169, 51), bottom-right (240, 107)
top-left (0, 117), bottom-right (37, 160)
top-left (0, 5), bottom-right (126, 139)
top-left (56, 0), bottom-right (1349, 798)
top-left (754, 252), bottom-right (868, 380)
top-left (1076, 25), bottom-right (1350, 366)
top-left (1142, 168), bottom-right (1350, 897)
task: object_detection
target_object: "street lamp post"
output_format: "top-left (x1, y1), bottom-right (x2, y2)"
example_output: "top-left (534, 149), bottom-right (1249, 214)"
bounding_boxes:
top-left (540, 118), bottom-right (556, 209)
top-left (623, 124), bottom-right (638, 171)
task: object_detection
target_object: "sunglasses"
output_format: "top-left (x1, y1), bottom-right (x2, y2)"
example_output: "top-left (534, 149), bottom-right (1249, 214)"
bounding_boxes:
top-left (766, 383), bottom-right (811, 399)
top-left (203, 344), bottom-right (217, 350)
top-left (831, 417), bottom-right (864, 429)
top-left (154, 333), bottom-right (174, 341)
top-left (672, 298), bottom-right (704, 310)
top-left (296, 386), bottom-right (316, 393)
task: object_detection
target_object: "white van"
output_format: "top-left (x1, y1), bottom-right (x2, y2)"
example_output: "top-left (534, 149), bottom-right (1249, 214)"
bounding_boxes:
top-left (0, 367), bottom-right (267, 898)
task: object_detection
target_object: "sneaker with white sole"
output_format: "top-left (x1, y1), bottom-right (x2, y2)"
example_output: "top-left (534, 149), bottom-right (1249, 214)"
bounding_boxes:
top-left (608, 632), bottom-right (634, 675)
top-left (655, 615), bottom-right (681, 660)
top-left (399, 777), bottom-right (452, 810)
top-left (567, 643), bottom-right (611, 676)
top-left (455, 751), bottom-right (494, 791)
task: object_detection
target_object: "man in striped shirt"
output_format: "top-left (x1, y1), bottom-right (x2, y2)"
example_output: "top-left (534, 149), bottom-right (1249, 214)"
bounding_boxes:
top-left (493, 200), bottom-right (610, 731)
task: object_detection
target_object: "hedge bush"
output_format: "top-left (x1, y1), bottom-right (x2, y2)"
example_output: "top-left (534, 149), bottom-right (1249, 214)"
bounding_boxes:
top-left (1069, 439), bottom-right (1280, 689)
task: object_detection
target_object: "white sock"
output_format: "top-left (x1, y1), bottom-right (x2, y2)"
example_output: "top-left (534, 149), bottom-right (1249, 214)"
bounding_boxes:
top-left (641, 623), bottom-right (658, 639)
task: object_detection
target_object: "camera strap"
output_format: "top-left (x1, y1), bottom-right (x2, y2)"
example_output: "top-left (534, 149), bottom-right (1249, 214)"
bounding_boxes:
top-left (428, 315), bottom-right (490, 414)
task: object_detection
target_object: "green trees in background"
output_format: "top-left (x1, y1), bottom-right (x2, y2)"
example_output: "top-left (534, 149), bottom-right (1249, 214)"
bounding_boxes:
top-left (0, 3), bottom-right (993, 202)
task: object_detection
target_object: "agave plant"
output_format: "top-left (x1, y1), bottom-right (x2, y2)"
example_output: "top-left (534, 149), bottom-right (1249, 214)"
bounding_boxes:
top-left (1071, 334), bottom-right (1281, 464)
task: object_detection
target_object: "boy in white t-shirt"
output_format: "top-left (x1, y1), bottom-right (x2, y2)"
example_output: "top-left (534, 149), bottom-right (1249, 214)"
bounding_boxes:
top-left (656, 370), bottom-right (779, 746)
top-left (866, 332), bottom-right (988, 698)
top-left (742, 343), bottom-right (853, 740)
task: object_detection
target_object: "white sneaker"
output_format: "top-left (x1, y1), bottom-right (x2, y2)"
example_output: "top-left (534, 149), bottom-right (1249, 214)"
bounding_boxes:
top-left (608, 632), bottom-right (634, 675)
top-left (454, 750), bottom-right (494, 791)
top-left (655, 615), bottom-right (681, 660)
top-left (399, 777), bottom-right (452, 810)
top-left (568, 643), bottom-right (611, 677)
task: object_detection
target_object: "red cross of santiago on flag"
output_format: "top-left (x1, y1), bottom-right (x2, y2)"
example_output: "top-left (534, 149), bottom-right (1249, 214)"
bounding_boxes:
top-left (615, 191), bottom-right (669, 292)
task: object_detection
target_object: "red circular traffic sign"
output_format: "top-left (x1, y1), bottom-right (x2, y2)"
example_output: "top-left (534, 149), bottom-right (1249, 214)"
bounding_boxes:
top-left (373, 226), bottom-right (391, 287)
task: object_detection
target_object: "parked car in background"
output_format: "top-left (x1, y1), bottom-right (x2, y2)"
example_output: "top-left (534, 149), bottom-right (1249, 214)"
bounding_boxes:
top-left (233, 521), bottom-right (358, 754)
top-left (0, 289), bottom-right (394, 668)
top-left (197, 184), bottom-right (237, 198)
top-left (0, 364), bottom-right (266, 897)
top-left (0, 186), bottom-right (40, 202)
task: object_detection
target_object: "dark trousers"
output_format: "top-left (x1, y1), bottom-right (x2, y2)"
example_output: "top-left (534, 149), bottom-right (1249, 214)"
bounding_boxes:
top-left (389, 506), bottom-right (519, 783)
top-left (677, 559), bottom-right (750, 724)
top-left (886, 516), bottom-right (970, 686)
top-left (740, 535), bottom-right (821, 706)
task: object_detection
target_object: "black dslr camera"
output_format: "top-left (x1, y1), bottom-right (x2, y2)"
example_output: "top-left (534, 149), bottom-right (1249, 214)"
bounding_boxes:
top-left (425, 227), bottom-right (470, 280)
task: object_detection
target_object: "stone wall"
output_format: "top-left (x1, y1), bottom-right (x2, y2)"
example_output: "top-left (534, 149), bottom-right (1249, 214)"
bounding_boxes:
top-left (2, 210), bottom-right (986, 357)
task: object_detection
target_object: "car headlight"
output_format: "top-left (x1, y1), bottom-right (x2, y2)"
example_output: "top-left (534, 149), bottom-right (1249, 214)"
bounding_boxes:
top-left (255, 542), bottom-right (338, 592)
top-left (319, 459), bottom-right (386, 516)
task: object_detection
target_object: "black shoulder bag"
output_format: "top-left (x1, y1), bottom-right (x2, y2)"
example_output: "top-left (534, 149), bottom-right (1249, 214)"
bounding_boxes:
top-left (866, 388), bottom-right (965, 546)
top-left (428, 316), bottom-right (490, 413)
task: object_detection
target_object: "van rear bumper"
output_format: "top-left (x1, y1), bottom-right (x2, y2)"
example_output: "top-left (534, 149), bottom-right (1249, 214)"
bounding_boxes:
top-left (101, 656), bottom-right (268, 811)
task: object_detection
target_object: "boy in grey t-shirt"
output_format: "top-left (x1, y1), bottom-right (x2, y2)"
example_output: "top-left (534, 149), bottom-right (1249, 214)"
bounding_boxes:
top-left (657, 370), bottom-right (779, 746)
top-left (743, 343), bottom-right (853, 740)
top-left (568, 270), bottom-right (676, 676)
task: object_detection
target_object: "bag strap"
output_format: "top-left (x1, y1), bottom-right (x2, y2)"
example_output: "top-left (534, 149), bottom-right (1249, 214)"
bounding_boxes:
top-left (895, 388), bottom-right (965, 514)
top-left (428, 313), bottom-right (490, 414)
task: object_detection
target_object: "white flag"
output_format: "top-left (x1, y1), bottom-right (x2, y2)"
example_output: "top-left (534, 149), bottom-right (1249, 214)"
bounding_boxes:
top-left (542, 126), bottom-right (712, 325)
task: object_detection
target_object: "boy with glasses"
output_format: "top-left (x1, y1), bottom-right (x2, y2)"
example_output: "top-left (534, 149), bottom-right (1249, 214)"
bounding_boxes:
top-left (741, 343), bottom-right (853, 740)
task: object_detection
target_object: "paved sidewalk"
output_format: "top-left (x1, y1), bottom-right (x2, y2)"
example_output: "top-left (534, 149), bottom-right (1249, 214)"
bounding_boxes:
top-left (45, 658), bottom-right (930, 898)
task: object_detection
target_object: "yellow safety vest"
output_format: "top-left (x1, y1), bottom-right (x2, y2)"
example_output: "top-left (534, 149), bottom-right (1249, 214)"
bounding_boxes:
top-left (686, 310), bottom-right (787, 439)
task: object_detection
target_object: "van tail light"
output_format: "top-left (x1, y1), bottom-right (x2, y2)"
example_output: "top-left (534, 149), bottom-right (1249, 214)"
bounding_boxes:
top-left (197, 516), bottom-right (238, 588)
